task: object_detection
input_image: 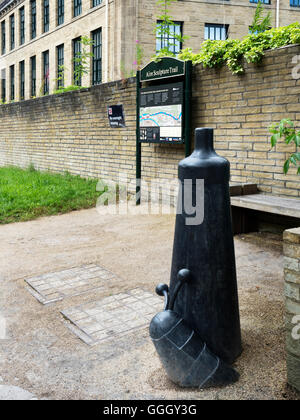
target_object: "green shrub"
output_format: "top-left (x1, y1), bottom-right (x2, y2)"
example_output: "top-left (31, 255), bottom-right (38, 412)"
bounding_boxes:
top-left (53, 85), bottom-right (88, 94)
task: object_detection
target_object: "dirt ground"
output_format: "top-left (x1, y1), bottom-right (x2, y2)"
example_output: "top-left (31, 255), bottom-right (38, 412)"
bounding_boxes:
top-left (0, 207), bottom-right (299, 400)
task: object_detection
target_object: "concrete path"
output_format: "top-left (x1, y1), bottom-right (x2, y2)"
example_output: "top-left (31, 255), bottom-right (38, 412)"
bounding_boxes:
top-left (0, 208), bottom-right (299, 400)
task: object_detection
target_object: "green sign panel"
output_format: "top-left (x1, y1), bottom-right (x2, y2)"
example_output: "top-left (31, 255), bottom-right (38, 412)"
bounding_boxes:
top-left (140, 57), bottom-right (185, 82)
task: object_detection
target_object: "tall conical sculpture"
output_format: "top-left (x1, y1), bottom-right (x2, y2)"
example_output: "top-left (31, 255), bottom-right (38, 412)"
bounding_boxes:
top-left (169, 127), bottom-right (242, 365)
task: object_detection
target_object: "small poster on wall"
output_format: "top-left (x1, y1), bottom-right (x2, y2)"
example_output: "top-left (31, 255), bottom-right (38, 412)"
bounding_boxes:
top-left (107, 105), bottom-right (126, 128)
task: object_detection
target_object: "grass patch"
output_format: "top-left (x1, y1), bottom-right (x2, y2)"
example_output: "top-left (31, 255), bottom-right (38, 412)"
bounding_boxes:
top-left (0, 166), bottom-right (102, 224)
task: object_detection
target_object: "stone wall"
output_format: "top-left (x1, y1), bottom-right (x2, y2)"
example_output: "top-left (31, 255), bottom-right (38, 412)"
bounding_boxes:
top-left (283, 228), bottom-right (300, 392)
top-left (0, 44), bottom-right (300, 198)
top-left (0, 78), bottom-right (137, 185)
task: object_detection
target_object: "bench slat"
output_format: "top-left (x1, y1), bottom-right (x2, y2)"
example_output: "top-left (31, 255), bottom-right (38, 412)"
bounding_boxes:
top-left (231, 194), bottom-right (300, 219)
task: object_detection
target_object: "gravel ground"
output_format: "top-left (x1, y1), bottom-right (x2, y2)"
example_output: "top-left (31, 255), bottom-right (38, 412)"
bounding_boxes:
top-left (0, 207), bottom-right (299, 400)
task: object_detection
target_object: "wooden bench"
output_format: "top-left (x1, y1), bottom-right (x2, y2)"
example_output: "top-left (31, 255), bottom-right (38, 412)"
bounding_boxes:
top-left (229, 184), bottom-right (300, 234)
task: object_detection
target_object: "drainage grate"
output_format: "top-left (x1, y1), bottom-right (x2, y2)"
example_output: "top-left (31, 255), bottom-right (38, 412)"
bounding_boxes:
top-left (25, 264), bottom-right (116, 305)
top-left (61, 288), bottom-right (163, 346)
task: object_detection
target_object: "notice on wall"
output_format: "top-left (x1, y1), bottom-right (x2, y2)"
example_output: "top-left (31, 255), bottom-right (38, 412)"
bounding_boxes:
top-left (139, 82), bottom-right (183, 144)
top-left (108, 105), bottom-right (126, 128)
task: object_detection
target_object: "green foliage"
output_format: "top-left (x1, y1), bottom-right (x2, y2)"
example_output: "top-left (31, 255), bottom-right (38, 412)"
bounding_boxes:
top-left (27, 163), bottom-right (36, 172)
top-left (249, 1), bottom-right (272, 34)
top-left (56, 64), bottom-right (65, 88)
top-left (53, 85), bottom-right (88, 95)
top-left (0, 166), bottom-right (105, 224)
top-left (135, 40), bottom-right (144, 70)
top-left (175, 23), bottom-right (300, 75)
top-left (155, 0), bottom-right (189, 56)
top-left (73, 36), bottom-right (95, 85)
top-left (269, 119), bottom-right (300, 175)
top-left (120, 61), bottom-right (135, 80)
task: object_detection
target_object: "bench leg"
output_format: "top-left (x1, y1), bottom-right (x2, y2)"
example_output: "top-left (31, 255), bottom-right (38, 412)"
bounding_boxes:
top-left (232, 207), bottom-right (258, 235)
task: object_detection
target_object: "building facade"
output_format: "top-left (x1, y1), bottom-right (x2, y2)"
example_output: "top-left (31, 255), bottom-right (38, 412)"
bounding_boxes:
top-left (0, 0), bottom-right (299, 102)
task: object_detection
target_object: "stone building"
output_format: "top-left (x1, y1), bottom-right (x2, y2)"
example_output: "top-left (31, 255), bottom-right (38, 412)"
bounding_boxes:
top-left (0, 0), bottom-right (299, 102)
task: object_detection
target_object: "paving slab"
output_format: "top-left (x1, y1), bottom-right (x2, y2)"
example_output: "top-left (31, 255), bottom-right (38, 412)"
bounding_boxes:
top-left (61, 288), bottom-right (162, 346)
top-left (25, 264), bottom-right (117, 305)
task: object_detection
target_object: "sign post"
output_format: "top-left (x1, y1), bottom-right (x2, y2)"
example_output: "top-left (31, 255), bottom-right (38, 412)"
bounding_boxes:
top-left (136, 58), bottom-right (192, 205)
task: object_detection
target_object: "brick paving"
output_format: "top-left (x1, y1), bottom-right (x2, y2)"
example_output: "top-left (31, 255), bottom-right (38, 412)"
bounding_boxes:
top-left (25, 264), bottom-right (116, 305)
top-left (61, 288), bottom-right (163, 346)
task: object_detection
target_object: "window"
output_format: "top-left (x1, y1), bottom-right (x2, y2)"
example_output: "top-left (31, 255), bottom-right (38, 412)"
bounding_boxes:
top-left (10, 65), bottom-right (14, 101)
top-left (30, 56), bottom-right (36, 98)
top-left (43, 50), bottom-right (49, 95)
top-left (57, 0), bottom-right (64, 25)
top-left (19, 60), bottom-right (25, 100)
top-left (250, 0), bottom-right (270, 3)
top-left (73, 37), bottom-right (82, 85)
top-left (1, 21), bottom-right (5, 55)
top-left (43, 0), bottom-right (50, 32)
top-left (31, 0), bottom-right (37, 39)
top-left (1, 69), bottom-right (6, 102)
top-left (57, 44), bottom-right (64, 88)
top-left (74, 0), bottom-right (82, 17)
top-left (92, 0), bottom-right (102, 7)
top-left (290, 0), bottom-right (300, 6)
top-left (156, 21), bottom-right (182, 55)
top-left (10, 15), bottom-right (14, 50)
top-left (205, 23), bottom-right (228, 40)
top-left (19, 7), bottom-right (25, 45)
top-left (92, 28), bottom-right (102, 85)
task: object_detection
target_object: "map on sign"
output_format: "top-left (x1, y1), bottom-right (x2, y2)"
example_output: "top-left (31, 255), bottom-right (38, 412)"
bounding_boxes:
top-left (139, 82), bottom-right (183, 143)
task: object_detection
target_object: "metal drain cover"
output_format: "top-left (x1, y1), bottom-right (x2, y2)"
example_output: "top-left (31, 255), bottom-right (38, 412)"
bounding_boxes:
top-left (61, 288), bottom-right (163, 346)
top-left (25, 264), bottom-right (116, 305)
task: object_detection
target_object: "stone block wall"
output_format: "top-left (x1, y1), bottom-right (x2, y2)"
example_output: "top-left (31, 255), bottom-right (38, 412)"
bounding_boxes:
top-left (283, 228), bottom-right (300, 392)
top-left (0, 78), bottom-right (137, 186)
top-left (0, 44), bottom-right (300, 199)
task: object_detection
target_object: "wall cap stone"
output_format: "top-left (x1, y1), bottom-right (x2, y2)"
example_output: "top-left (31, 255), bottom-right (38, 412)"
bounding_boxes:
top-left (284, 228), bottom-right (300, 244)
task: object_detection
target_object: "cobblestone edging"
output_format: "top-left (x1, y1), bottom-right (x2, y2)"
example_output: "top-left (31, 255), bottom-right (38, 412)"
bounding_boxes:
top-left (283, 227), bottom-right (300, 392)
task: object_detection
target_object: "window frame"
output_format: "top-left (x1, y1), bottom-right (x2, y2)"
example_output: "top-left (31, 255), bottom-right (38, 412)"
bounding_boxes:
top-left (9, 64), bottom-right (14, 101)
top-left (43, 0), bottom-right (50, 33)
top-left (19, 60), bottom-right (25, 100)
top-left (73, 37), bottom-right (82, 86)
top-left (92, 28), bottom-right (102, 85)
top-left (43, 50), bottom-right (49, 95)
top-left (73, 0), bottom-right (82, 17)
top-left (30, 55), bottom-right (36, 98)
top-left (156, 20), bottom-right (183, 55)
top-left (204, 23), bottom-right (229, 41)
top-left (57, 0), bottom-right (64, 25)
top-left (19, 6), bottom-right (25, 45)
top-left (1, 69), bottom-right (6, 103)
top-left (31, 0), bottom-right (37, 40)
top-left (92, 0), bottom-right (102, 7)
top-left (250, 0), bottom-right (271, 3)
top-left (56, 44), bottom-right (64, 88)
top-left (1, 21), bottom-right (5, 55)
top-left (9, 14), bottom-right (14, 50)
